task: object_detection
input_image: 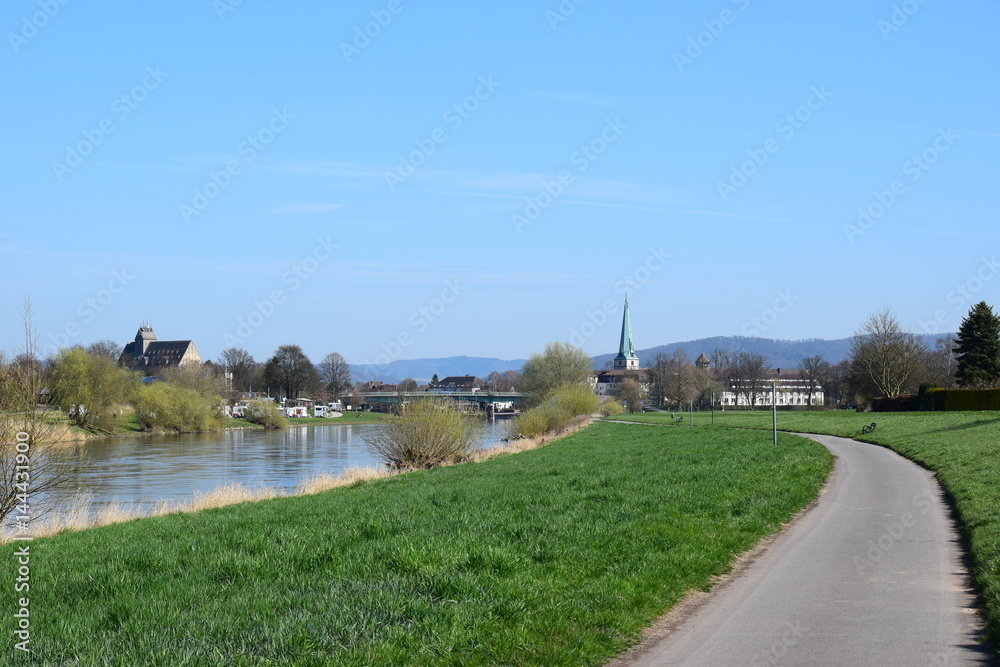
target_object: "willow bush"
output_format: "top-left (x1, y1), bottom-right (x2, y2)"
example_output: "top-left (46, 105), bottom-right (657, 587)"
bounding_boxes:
top-left (361, 399), bottom-right (482, 470)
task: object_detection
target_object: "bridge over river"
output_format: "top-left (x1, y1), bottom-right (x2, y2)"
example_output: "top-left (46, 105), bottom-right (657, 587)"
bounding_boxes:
top-left (361, 391), bottom-right (526, 413)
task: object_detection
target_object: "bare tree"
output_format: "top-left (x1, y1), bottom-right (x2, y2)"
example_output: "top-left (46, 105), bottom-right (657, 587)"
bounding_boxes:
top-left (501, 370), bottom-right (521, 392)
top-left (849, 308), bottom-right (927, 398)
top-left (398, 377), bottom-right (419, 391)
top-left (730, 352), bottom-right (771, 409)
top-left (825, 359), bottom-right (850, 407)
top-left (798, 355), bottom-right (829, 407)
top-left (318, 352), bottom-right (352, 400)
top-left (922, 335), bottom-right (959, 389)
top-left (219, 347), bottom-right (259, 394)
top-left (85, 339), bottom-right (122, 362)
top-left (1, 300), bottom-right (88, 527)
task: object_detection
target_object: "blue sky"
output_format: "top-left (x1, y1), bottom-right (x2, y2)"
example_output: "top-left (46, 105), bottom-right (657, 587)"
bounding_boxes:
top-left (2, 1), bottom-right (998, 367)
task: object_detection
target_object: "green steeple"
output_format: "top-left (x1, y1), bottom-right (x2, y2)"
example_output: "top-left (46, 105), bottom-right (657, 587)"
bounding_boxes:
top-left (614, 295), bottom-right (638, 369)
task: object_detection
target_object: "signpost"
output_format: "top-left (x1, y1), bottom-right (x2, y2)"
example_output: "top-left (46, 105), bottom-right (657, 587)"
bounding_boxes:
top-left (772, 382), bottom-right (778, 445)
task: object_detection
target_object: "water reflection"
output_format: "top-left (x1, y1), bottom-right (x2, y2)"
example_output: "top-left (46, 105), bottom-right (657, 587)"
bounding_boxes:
top-left (62, 421), bottom-right (508, 511)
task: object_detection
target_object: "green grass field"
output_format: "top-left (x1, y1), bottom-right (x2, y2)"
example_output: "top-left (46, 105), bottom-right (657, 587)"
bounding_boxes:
top-left (613, 409), bottom-right (1000, 646)
top-left (3, 422), bottom-right (830, 665)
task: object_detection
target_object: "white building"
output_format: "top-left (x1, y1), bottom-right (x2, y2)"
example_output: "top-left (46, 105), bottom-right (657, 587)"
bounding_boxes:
top-left (721, 369), bottom-right (824, 407)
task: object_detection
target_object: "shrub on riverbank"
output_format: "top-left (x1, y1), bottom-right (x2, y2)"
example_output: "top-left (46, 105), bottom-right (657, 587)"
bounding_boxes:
top-left (242, 400), bottom-right (288, 429)
top-left (362, 399), bottom-right (482, 470)
top-left (134, 382), bottom-right (224, 432)
top-left (510, 383), bottom-right (598, 437)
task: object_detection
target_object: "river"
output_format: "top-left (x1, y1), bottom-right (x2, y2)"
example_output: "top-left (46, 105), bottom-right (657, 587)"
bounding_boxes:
top-left (57, 421), bottom-right (510, 513)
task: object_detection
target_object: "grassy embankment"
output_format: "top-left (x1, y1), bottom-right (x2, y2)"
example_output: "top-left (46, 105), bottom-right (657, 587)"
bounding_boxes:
top-left (3, 422), bottom-right (830, 665)
top-left (613, 409), bottom-right (1000, 647)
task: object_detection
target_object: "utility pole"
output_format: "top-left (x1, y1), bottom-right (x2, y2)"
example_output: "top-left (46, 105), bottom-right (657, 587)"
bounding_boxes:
top-left (772, 382), bottom-right (778, 445)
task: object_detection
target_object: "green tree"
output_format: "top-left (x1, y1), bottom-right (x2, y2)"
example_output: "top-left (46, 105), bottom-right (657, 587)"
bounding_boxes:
top-left (954, 302), bottom-right (1000, 388)
top-left (48, 347), bottom-right (137, 431)
top-left (520, 342), bottom-right (593, 407)
top-left (615, 377), bottom-right (645, 413)
top-left (262, 345), bottom-right (320, 399)
top-left (431, 373), bottom-right (439, 385)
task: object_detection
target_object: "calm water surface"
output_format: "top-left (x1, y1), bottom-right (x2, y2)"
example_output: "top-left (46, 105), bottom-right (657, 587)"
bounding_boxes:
top-left (61, 421), bottom-right (509, 512)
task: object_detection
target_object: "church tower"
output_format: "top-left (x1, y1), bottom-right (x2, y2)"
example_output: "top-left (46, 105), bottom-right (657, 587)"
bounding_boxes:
top-left (613, 295), bottom-right (639, 371)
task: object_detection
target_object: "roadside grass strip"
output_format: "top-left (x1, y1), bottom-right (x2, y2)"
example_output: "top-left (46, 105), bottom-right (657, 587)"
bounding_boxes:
top-left (614, 409), bottom-right (1000, 649)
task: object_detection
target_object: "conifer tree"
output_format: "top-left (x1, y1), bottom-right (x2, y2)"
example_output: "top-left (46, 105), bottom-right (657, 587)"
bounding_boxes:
top-left (954, 301), bottom-right (1000, 388)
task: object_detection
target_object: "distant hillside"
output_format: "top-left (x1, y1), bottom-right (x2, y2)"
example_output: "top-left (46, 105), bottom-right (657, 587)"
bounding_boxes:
top-left (592, 334), bottom-right (948, 370)
top-left (349, 356), bottom-right (526, 384)
top-left (350, 334), bottom-right (950, 382)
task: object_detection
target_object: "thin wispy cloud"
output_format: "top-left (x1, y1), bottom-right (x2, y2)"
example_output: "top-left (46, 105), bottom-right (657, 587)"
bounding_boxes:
top-left (523, 90), bottom-right (620, 109)
top-left (268, 203), bottom-right (343, 215)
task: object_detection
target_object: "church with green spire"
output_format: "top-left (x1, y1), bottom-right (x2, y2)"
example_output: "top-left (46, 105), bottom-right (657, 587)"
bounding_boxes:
top-left (590, 295), bottom-right (649, 396)
top-left (612, 295), bottom-right (639, 371)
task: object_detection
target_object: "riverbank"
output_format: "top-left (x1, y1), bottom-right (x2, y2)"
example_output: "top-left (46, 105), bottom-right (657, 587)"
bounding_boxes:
top-left (1, 421), bottom-right (830, 664)
top-left (67, 410), bottom-right (391, 439)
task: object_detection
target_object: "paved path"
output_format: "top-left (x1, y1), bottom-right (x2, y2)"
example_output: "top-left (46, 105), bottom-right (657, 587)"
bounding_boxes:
top-left (619, 433), bottom-right (994, 666)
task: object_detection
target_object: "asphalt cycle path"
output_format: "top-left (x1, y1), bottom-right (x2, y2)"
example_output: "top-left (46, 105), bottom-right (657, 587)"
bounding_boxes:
top-left (616, 433), bottom-right (994, 666)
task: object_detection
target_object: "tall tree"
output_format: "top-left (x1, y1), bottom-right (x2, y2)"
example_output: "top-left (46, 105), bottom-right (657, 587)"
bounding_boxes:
top-left (954, 301), bottom-right (1000, 388)
top-left (262, 345), bottom-right (320, 399)
top-left (219, 347), bottom-right (258, 393)
top-left (318, 352), bottom-right (352, 399)
top-left (398, 377), bottom-right (419, 391)
top-left (826, 359), bottom-right (850, 407)
top-left (520, 341), bottom-right (593, 407)
top-left (798, 355), bottom-right (830, 407)
top-left (730, 352), bottom-right (770, 409)
top-left (849, 308), bottom-right (927, 398)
